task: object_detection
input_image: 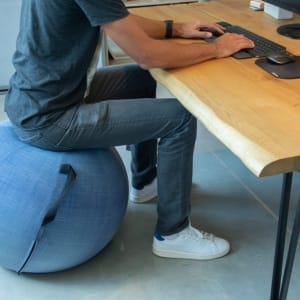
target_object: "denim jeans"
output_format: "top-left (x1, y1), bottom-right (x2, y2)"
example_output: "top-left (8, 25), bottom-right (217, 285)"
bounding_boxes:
top-left (14, 64), bottom-right (197, 235)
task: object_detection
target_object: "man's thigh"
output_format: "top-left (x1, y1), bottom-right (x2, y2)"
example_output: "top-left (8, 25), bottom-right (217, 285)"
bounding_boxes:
top-left (55, 97), bottom-right (185, 149)
top-left (84, 63), bottom-right (156, 103)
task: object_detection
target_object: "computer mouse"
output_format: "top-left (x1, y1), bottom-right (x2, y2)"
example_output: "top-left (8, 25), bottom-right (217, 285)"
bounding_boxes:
top-left (266, 54), bottom-right (295, 65)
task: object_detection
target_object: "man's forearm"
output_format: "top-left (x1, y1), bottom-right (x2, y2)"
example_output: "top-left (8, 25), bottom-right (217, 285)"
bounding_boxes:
top-left (131, 14), bottom-right (172, 39)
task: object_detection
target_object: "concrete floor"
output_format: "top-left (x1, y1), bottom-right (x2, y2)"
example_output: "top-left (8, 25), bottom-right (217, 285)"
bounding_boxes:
top-left (1, 87), bottom-right (300, 299)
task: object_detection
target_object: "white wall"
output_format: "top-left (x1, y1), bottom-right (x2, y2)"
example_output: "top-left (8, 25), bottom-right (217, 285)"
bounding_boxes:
top-left (0, 0), bottom-right (22, 89)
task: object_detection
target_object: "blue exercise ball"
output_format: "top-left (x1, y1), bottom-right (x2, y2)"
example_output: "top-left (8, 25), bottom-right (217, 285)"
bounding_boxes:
top-left (0, 120), bottom-right (128, 273)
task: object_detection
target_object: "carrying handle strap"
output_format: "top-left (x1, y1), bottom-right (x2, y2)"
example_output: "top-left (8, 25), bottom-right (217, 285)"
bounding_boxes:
top-left (18, 164), bottom-right (76, 274)
top-left (42, 164), bottom-right (76, 225)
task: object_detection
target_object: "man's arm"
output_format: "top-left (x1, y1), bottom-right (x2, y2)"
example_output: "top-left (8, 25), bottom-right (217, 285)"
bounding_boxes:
top-left (131, 14), bottom-right (225, 39)
top-left (102, 14), bottom-right (254, 69)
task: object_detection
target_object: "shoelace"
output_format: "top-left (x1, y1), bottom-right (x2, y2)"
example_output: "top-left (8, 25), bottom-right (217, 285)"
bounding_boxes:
top-left (183, 226), bottom-right (214, 241)
top-left (199, 230), bottom-right (214, 240)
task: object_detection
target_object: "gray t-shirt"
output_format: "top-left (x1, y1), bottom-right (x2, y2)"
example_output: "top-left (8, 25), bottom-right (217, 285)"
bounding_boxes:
top-left (5, 0), bottom-right (128, 129)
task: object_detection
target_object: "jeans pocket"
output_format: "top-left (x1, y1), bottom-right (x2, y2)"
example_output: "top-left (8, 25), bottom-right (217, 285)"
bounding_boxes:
top-left (14, 129), bottom-right (43, 144)
top-left (14, 127), bottom-right (71, 151)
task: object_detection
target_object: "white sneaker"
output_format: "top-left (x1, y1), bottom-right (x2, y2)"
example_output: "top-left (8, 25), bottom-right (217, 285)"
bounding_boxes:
top-left (129, 178), bottom-right (158, 203)
top-left (152, 224), bottom-right (230, 260)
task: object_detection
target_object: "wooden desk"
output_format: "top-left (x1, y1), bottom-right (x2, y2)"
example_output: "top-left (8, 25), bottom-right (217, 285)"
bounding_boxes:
top-left (131, 1), bottom-right (300, 299)
top-left (131, 0), bottom-right (300, 177)
top-left (124, 0), bottom-right (198, 8)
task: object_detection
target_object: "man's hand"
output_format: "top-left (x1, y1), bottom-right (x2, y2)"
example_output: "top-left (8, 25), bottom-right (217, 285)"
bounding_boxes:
top-left (213, 33), bottom-right (255, 58)
top-left (174, 21), bottom-right (225, 39)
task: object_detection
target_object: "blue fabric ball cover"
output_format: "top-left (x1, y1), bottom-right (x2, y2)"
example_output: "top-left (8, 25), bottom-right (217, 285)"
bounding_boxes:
top-left (0, 121), bottom-right (128, 273)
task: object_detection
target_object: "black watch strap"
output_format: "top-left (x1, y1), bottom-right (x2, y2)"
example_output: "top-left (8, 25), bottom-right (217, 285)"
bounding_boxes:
top-left (164, 20), bottom-right (173, 39)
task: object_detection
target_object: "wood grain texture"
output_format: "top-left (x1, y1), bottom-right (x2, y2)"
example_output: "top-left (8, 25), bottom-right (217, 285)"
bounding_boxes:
top-left (131, 0), bottom-right (300, 177)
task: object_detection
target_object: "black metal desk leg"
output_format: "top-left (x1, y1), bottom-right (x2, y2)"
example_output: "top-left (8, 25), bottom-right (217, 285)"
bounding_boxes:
top-left (270, 172), bottom-right (293, 300)
top-left (279, 193), bottom-right (300, 300)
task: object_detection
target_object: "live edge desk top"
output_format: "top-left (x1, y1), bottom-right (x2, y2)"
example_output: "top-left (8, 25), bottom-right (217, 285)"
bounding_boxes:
top-left (130, 0), bottom-right (300, 178)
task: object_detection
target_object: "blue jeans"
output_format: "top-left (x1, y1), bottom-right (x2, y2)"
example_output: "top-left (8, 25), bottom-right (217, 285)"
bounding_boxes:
top-left (14, 64), bottom-right (197, 236)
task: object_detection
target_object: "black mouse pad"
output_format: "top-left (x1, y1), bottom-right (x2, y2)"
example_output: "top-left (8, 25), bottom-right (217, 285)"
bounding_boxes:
top-left (255, 56), bottom-right (300, 79)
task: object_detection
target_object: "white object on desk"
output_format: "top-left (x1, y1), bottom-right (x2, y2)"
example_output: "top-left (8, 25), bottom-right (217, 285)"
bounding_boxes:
top-left (249, 0), bottom-right (264, 11)
top-left (264, 3), bottom-right (293, 19)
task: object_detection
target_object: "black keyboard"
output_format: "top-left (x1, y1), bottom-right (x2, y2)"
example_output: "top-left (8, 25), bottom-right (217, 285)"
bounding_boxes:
top-left (205, 21), bottom-right (288, 59)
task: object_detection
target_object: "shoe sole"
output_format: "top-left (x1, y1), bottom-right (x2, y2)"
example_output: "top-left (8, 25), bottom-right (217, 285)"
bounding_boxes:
top-left (152, 246), bottom-right (230, 260)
